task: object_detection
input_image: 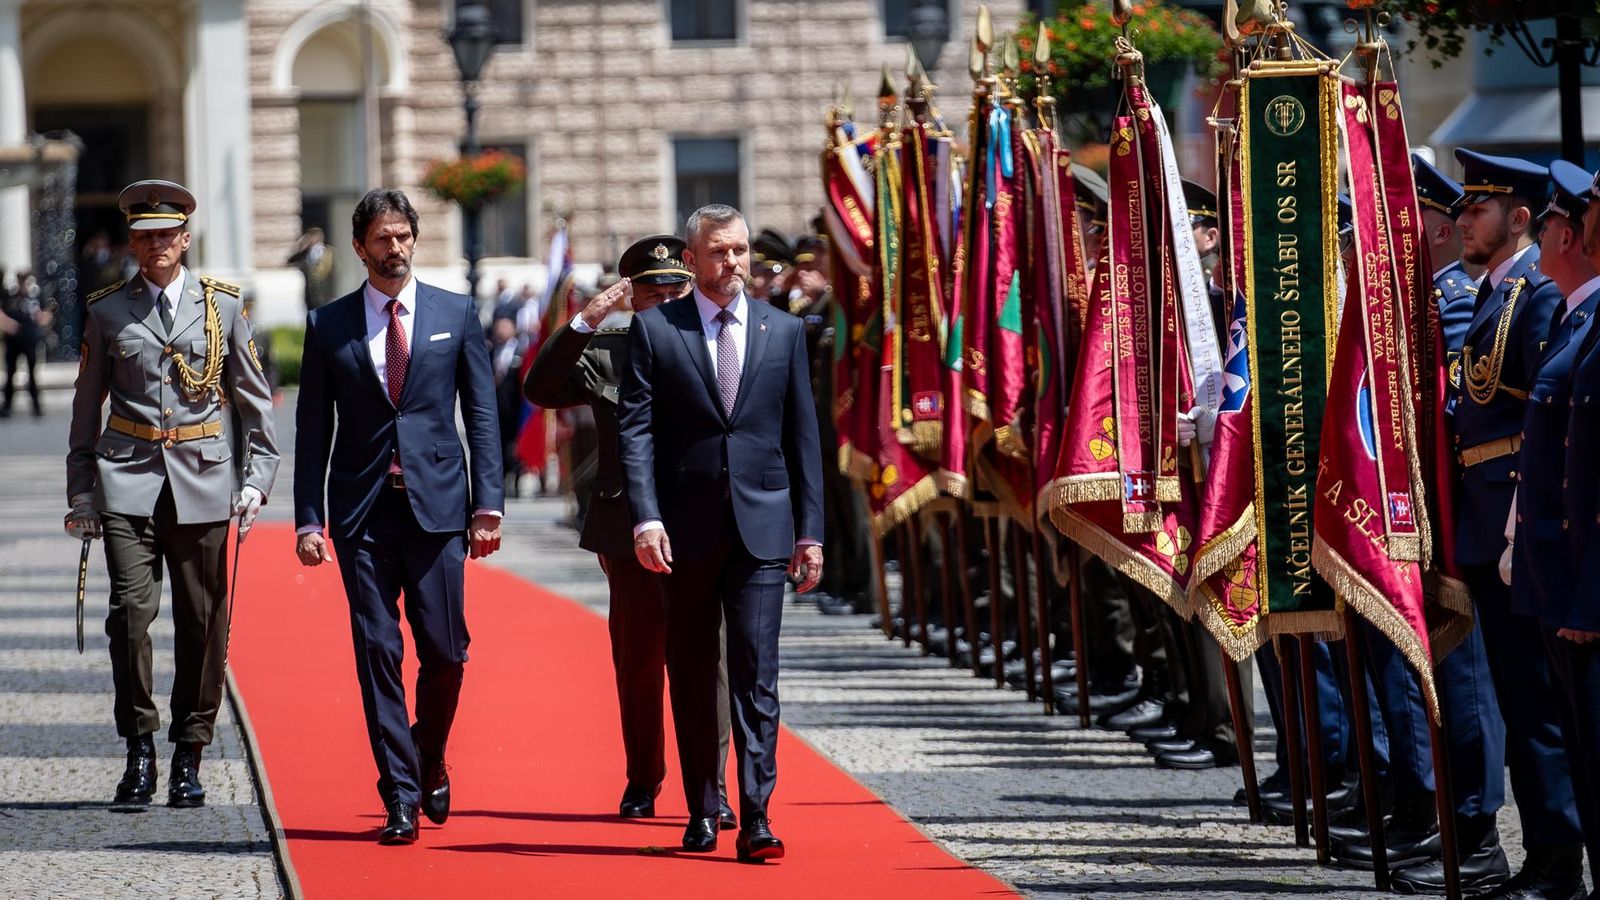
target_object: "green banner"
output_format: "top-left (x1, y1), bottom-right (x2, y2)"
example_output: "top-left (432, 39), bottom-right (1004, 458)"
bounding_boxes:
top-left (1240, 65), bottom-right (1339, 625)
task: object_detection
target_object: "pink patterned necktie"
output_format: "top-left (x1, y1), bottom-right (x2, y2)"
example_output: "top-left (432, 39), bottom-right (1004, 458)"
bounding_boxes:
top-left (715, 308), bottom-right (740, 416)
top-left (385, 298), bottom-right (409, 406)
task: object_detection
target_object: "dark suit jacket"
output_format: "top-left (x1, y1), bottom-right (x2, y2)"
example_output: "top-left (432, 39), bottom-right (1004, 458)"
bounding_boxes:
top-left (294, 281), bottom-right (504, 541)
top-left (1450, 246), bottom-right (1562, 565)
top-left (522, 321), bottom-right (634, 557)
top-left (618, 294), bottom-right (824, 562)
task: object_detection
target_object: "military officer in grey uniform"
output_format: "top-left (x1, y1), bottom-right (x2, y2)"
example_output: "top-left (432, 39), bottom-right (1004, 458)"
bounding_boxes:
top-left (64, 180), bottom-right (279, 808)
top-left (523, 235), bottom-right (735, 829)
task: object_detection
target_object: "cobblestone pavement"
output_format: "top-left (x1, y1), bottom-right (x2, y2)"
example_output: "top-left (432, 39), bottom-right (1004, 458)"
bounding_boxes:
top-left (0, 411), bottom-right (281, 899)
top-left (5, 392), bottom-right (1537, 898)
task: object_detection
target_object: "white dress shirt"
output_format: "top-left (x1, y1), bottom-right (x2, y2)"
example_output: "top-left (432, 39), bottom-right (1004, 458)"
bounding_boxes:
top-left (1487, 244), bottom-right (1533, 290)
top-left (363, 277), bottom-right (419, 389)
top-left (1564, 274), bottom-right (1600, 317)
top-left (143, 266), bottom-right (188, 325)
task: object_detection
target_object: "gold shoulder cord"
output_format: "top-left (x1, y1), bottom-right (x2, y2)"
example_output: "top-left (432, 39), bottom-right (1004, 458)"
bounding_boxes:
top-left (1463, 276), bottom-right (1524, 406)
top-left (173, 282), bottom-right (226, 400)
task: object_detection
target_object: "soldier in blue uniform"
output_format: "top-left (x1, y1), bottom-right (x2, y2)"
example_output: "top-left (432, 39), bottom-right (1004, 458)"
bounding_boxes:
top-left (1534, 161), bottom-right (1600, 894)
top-left (1414, 153), bottom-right (1479, 382)
top-left (1420, 149), bottom-right (1583, 899)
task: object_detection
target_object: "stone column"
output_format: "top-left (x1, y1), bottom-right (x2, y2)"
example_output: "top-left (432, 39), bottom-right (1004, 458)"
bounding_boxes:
top-left (184, 0), bottom-right (254, 282)
top-left (0, 0), bottom-right (32, 274)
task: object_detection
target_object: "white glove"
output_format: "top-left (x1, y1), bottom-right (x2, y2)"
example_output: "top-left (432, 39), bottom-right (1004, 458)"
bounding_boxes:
top-left (234, 486), bottom-right (264, 540)
top-left (64, 493), bottom-right (101, 541)
top-left (1177, 412), bottom-right (1197, 447)
top-left (1498, 541), bottom-right (1513, 587)
top-left (1185, 405), bottom-right (1218, 447)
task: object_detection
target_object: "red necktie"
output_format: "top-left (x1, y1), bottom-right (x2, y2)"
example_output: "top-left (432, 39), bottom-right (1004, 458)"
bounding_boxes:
top-left (385, 298), bottom-right (409, 406)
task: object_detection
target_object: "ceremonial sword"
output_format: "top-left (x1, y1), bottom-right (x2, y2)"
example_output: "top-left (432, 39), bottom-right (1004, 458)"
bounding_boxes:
top-left (75, 537), bottom-right (90, 653)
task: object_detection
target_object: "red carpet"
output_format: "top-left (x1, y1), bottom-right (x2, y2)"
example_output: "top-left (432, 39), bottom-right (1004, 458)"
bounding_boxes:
top-left (230, 523), bottom-right (1014, 897)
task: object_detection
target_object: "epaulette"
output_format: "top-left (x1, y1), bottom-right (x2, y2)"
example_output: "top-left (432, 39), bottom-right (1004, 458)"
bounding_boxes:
top-left (85, 279), bottom-right (127, 304)
top-left (199, 275), bottom-right (241, 296)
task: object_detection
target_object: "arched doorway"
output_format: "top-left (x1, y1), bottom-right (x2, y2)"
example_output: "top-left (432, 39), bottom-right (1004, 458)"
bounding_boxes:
top-left (289, 13), bottom-right (395, 301)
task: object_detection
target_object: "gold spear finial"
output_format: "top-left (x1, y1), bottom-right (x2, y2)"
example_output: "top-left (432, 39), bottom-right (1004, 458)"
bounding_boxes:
top-left (1111, 0), bottom-right (1134, 29)
top-left (1235, 0), bottom-right (1277, 37)
top-left (1221, 0), bottom-right (1241, 45)
top-left (968, 35), bottom-right (984, 81)
top-left (879, 63), bottom-right (898, 102)
top-left (906, 45), bottom-right (919, 81)
top-left (1035, 23), bottom-right (1051, 66)
top-left (1001, 30), bottom-right (1020, 74)
top-left (976, 5), bottom-right (994, 53)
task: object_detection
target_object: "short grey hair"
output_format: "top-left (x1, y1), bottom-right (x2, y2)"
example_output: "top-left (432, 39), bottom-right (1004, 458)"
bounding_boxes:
top-left (685, 204), bottom-right (747, 245)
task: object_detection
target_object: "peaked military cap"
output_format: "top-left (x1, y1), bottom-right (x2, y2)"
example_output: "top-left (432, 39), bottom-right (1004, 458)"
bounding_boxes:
top-left (752, 228), bottom-right (795, 271)
top-left (619, 234), bottom-right (691, 285)
top-left (1071, 164), bottom-right (1109, 227)
top-left (1541, 159), bottom-right (1596, 224)
top-left (1182, 180), bottom-right (1218, 226)
top-left (1453, 149), bottom-right (1549, 209)
top-left (1411, 152), bottom-right (1464, 216)
top-left (794, 234), bottom-right (827, 265)
top-left (118, 179), bottom-right (195, 231)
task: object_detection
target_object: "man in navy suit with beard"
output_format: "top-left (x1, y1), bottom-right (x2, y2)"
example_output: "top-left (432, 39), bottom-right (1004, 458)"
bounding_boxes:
top-left (293, 188), bottom-right (504, 845)
top-left (619, 204), bottom-right (824, 862)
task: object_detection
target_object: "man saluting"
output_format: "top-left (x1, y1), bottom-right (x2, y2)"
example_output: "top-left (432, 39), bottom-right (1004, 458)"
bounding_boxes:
top-left (293, 189), bottom-right (504, 845)
top-left (66, 180), bottom-right (279, 808)
top-left (619, 205), bottom-right (824, 862)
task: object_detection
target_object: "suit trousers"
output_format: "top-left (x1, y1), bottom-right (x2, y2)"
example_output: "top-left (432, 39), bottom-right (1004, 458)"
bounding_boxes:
top-left (1357, 616), bottom-right (1434, 803)
top-left (599, 552), bottom-right (731, 799)
top-left (661, 504), bottom-right (787, 821)
top-left (1463, 563), bottom-right (1582, 849)
top-left (1436, 618), bottom-right (1505, 832)
top-left (1541, 627), bottom-right (1600, 874)
top-left (333, 486), bottom-right (469, 808)
top-left (100, 483), bottom-right (229, 744)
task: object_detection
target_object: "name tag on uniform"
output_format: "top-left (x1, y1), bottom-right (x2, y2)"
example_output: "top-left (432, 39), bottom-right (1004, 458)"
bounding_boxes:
top-left (430, 332), bottom-right (452, 342)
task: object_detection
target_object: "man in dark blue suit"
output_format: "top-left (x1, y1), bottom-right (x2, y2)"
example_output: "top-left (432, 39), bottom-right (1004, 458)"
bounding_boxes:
top-left (292, 189), bottom-right (504, 845)
top-left (619, 204), bottom-right (824, 862)
top-left (1404, 150), bottom-right (1584, 898)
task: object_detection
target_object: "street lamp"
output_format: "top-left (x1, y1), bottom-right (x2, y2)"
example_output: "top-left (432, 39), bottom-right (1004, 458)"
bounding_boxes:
top-left (446, 2), bottom-right (498, 300)
top-left (907, 1), bottom-right (950, 75)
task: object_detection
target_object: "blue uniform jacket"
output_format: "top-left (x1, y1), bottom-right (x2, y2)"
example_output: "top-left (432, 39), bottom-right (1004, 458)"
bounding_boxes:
top-left (1511, 291), bottom-right (1600, 620)
top-left (1561, 306), bottom-right (1600, 631)
top-left (1451, 246), bottom-right (1563, 565)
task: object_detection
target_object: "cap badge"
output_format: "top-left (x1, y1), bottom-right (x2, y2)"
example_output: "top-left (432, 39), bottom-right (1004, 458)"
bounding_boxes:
top-left (146, 190), bottom-right (162, 207)
top-left (651, 243), bottom-right (669, 261)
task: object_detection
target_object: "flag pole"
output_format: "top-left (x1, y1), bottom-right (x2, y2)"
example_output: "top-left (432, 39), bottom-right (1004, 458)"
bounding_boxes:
top-left (1341, 607), bottom-right (1390, 888)
top-left (956, 507), bottom-right (983, 676)
top-left (1278, 636), bottom-right (1311, 847)
top-left (1009, 518), bottom-right (1038, 701)
top-left (1295, 634), bottom-right (1332, 863)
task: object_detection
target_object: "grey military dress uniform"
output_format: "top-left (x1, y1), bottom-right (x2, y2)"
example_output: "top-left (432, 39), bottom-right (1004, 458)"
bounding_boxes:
top-left (66, 270), bottom-right (279, 743)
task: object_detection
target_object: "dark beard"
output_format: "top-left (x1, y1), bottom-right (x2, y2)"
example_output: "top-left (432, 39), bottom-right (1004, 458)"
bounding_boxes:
top-left (1462, 218), bottom-right (1511, 267)
top-left (377, 256), bottom-right (410, 279)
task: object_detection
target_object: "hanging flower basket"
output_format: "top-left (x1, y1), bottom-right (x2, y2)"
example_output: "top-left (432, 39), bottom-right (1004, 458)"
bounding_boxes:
top-left (421, 150), bottom-right (527, 209)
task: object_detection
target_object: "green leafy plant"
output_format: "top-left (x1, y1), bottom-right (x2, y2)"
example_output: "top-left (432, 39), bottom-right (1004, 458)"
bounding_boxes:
top-left (421, 150), bottom-right (527, 209)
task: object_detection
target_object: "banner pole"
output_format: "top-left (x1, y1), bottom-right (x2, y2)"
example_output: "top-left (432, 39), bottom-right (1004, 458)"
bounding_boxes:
top-left (1341, 608), bottom-right (1390, 888)
top-left (894, 525), bottom-right (914, 648)
top-left (940, 509), bottom-right (960, 666)
top-left (1031, 525), bottom-right (1056, 715)
top-left (1068, 545), bottom-right (1090, 725)
top-left (1429, 708), bottom-right (1463, 900)
top-left (1223, 653), bottom-right (1262, 821)
top-left (983, 512), bottom-right (1007, 688)
top-left (1010, 520), bottom-right (1037, 701)
top-left (956, 505), bottom-right (983, 677)
top-left (1279, 636), bottom-right (1311, 847)
top-left (1296, 634), bottom-right (1332, 863)
top-left (906, 514), bottom-right (930, 654)
top-left (871, 512), bottom-right (893, 639)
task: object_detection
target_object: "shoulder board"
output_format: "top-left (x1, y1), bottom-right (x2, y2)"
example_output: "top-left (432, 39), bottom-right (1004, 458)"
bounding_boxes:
top-left (85, 279), bottom-right (127, 304)
top-left (199, 275), bottom-right (241, 296)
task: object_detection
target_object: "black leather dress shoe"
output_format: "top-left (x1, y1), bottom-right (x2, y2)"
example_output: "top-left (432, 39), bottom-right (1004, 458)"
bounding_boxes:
top-left (114, 734), bottom-right (157, 805)
top-left (681, 816), bottom-right (718, 852)
top-left (619, 784), bottom-right (660, 818)
top-left (1146, 737), bottom-right (1197, 754)
top-left (1264, 769), bottom-right (1358, 823)
top-left (167, 743), bottom-right (205, 808)
top-left (379, 801), bottom-right (419, 845)
top-left (1335, 821), bottom-right (1440, 871)
top-left (1127, 721), bottom-right (1180, 742)
top-left (718, 801), bottom-right (737, 832)
top-left (1155, 744), bottom-right (1225, 770)
top-left (1389, 829), bottom-right (1509, 896)
top-left (1495, 844), bottom-right (1586, 900)
top-left (1234, 769), bottom-right (1290, 807)
top-left (1099, 698), bottom-right (1165, 730)
top-left (419, 756), bottom-right (450, 825)
top-left (736, 817), bottom-right (785, 863)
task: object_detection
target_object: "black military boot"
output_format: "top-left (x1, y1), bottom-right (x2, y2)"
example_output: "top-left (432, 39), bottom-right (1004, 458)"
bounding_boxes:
top-left (113, 734), bottom-right (157, 805)
top-left (167, 743), bottom-right (206, 808)
top-left (1333, 791), bottom-right (1438, 871)
top-left (1497, 844), bottom-right (1586, 900)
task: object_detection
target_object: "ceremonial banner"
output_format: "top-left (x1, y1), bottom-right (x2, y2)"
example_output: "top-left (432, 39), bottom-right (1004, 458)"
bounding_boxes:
top-left (960, 98), bottom-right (1001, 423)
top-left (939, 93), bottom-right (987, 498)
top-left (822, 135), bottom-right (878, 279)
top-left (892, 122), bottom-right (949, 459)
top-left (1369, 80), bottom-right (1474, 658)
top-left (1191, 124), bottom-right (1271, 660)
top-left (1239, 64), bottom-right (1341, 635)
top-left (988, 112), bottom-right (1031, 465)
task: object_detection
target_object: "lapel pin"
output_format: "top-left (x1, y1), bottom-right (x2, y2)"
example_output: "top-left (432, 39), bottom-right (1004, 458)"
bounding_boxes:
top-left (759, 323), bottom-right (767, 332)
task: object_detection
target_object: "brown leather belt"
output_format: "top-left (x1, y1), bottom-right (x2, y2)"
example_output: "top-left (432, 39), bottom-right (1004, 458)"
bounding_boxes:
top-left (1458, 434), bottom-right (1521, 468)
top-left (106, 414), bottom-right (222, 445)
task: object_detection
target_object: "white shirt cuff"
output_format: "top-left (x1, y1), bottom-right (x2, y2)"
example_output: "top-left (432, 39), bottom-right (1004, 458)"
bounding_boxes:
top-left (474, 509), bottom-right (503, 520)
top-left (797, 538), bottom-right (821, 548)
top-left (570, 312), bottom-right (595, 334)
top-left (633, 520), bottom-right (664, 538)
top-left (295, 524), bottom-right (322, 536)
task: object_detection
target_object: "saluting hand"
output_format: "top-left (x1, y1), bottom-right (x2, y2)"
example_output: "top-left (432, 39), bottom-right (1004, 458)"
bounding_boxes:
top-left (581, 277), bottom-right (632, 330)
top-left (296, 531), bottom-right (334, 567)
top-left (469, 513), bottom-right (502, 559)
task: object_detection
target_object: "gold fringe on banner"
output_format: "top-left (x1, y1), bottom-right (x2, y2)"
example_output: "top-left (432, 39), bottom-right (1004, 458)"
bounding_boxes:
top-left (1313, 542), bottom-right (1441, 724)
